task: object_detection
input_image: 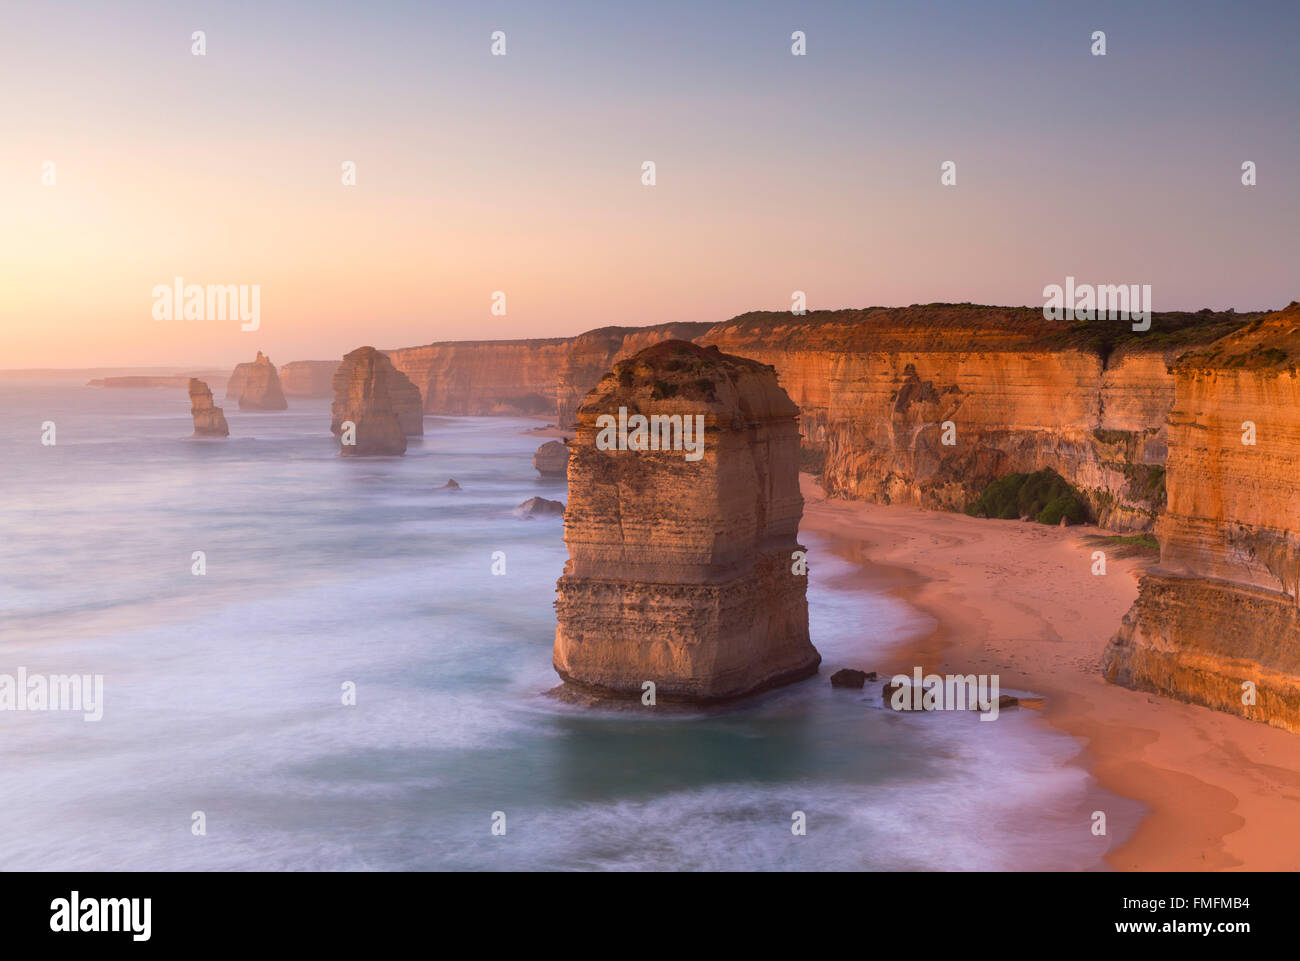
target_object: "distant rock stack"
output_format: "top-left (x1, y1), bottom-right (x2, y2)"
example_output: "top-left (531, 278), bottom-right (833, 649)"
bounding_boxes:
top-left (227, 352), bottom-right (288, 410)
top-left (533, 440), bottom-right (570, 478)
top-left (553, 340), bottom-right (820, 702)
top-left (330, 347), bottom-right (410, 456)
top-left (330, 348), bottom-right (423, 439)
top-left (1105, 303), bottom-right (1300, 732)
top-left (188, 379), bottom-right (229, 437)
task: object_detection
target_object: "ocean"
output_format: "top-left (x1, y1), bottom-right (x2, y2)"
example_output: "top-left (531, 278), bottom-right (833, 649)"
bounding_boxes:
top-left (0, 380), bottom-right (1138, 870)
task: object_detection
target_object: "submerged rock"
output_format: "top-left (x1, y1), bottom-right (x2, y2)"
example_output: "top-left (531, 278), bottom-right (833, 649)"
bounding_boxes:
top-left (830, 669), bottom-right (875, 688)
top-left (188, 379), bottom-right (229, 437)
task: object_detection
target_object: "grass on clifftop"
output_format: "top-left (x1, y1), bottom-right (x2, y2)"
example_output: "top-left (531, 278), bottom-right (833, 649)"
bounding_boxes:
top-left (965, 469), bottom-right (1089, 526)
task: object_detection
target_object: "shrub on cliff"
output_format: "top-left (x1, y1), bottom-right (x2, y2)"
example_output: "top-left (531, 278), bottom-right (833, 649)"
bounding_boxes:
top-left (965, 469), bottom-right (1088, 526)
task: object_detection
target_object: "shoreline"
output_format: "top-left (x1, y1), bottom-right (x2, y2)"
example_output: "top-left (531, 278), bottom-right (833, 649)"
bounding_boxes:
top-left (800, 475), bottom-right (1300, 871)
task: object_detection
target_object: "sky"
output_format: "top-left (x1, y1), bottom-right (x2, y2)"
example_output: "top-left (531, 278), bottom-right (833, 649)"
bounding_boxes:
top-left (1, 0), bottom-right (1297, 368)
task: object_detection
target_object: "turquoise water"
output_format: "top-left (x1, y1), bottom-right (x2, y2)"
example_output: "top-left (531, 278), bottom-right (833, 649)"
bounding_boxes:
top-left (0, 380), bottom-right (1137, 870)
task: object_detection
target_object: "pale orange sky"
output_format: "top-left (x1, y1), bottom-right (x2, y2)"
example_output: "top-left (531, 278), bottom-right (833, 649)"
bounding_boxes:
top-left (2, 1), bottom-right (1295, 369)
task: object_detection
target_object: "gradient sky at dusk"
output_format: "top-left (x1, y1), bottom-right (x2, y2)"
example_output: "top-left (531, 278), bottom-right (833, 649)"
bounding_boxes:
top-left (2, 0), bottom-right (1297, 368)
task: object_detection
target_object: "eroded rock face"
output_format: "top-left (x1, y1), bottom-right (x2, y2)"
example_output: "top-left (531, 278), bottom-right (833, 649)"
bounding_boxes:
top-left (697, 307), bottom-right (1258, 532)
top-left (1104, 304), bottom-right (1300, 731)
top-left (384, 322), bottom-right (714, 422)
top-left (330, 347), bottom-right (408, 456)
top-left (227, 352), bottom-right (288, 410)
top-left (553, 340), bottom-right (819, 702)
top-left (331, 347), bottom-right (423, 443)
top-left (533, 441), bottom-right (570, 478)
top-left (188, 379), bottom-right (229, 437)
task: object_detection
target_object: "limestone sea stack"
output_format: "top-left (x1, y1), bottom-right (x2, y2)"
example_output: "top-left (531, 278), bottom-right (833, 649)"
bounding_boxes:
top-left (1104, 303), bottom-right (1300, 732)
top-left (553, 340), bottom-right (820, 702)
top-left (330, 347), bottom-right (408, 456)
top-left (188, 379), bottom-right (229, 437)
top-left (330, 347), bottom-right (423, 438)
top-left (533, 440), bottom-right (570, 478)
top-left (227, 352), bottom-right (288, 410)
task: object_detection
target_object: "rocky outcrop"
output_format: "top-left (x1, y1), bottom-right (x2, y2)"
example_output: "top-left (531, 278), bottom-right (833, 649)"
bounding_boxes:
top-left (553, 340), bottom-right (820, 702)
top-left (226, 352), bottom-right (288, 410)
top-left (330, 347), bottom-right (423, 438)
top-left (330, 347), bottom-right (408, 456)
top-left (188, 379), bottom-right (229, 437)
top-left (1104, 304), bottom-right (1300, 731)
top-left (279, 360), bottom-right (339, 397)
top-left (533, 441), bottom-right (570, 478)
top-left (514, 496), bottom-right (565, 519)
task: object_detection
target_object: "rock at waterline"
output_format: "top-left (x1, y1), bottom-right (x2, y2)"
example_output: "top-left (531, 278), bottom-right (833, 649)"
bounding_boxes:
top-left (513, 497), bottom-right (564, 519)
top-left (829, 668), bottom-right (877, 689)
top-left (438, 479), bottom-right (461, 491)
top-left (533, 440), bottom-right (570, 478)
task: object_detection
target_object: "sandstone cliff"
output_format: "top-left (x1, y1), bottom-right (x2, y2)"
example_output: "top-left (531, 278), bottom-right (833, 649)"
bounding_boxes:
top-left (385, 322), bottom-right (712, 421)
top-left (330, 347), bottom-right (423, 438)
top-left (226, 352), bottom-right (288, 410)
top-left (553, 340), bottom-right (820, 701)
top-left (279, 360), bottom-right (339, 397)
top-left (330, 347), bottom-right (409, 456)
top-left (390, 306), bottom-right (1256, 531)
top-left (188, 378), bottom-right (229, 437)
top-left (1104, 303), bottom-right (1300, 731)
top-left (697, 307), bottom-right (1256, 532)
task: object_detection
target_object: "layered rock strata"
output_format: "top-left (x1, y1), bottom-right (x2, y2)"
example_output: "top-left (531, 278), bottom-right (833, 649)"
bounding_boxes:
top-left (226, 352), bottom-right (288, 410)
top-left (385, 322), bottom-right (713, 422)
top-left (391, 306), bottom-right (1258, 531)
top-left (187, 379), bottom-right (229, 437)
top-left (1104, 303), bottom-right (1300, 731)
top-left (330, 347), bottom-right (409, 456)
top-left (330, 347), bottom-right (423, 438)
top-left (553, 340), bottom-right (820, 701)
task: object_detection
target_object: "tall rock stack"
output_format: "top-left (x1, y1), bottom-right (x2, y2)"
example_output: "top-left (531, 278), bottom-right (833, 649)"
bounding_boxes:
top-left (330, 347), bottom-right (423, 440)
top-left (330, 347), bottom-right (411, 456)
top-left (227, 352), bottom-right (288, 410)
top-left (553, 340), bottom-right (819, 701)
top-left (1105, 303), bottom-right (1300, 731)
top-left (188, 379), bottom-right (229, 437)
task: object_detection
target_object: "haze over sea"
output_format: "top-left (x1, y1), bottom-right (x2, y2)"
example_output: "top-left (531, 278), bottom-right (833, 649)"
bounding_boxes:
top-left (0, 380), bottom-right (1138, 870)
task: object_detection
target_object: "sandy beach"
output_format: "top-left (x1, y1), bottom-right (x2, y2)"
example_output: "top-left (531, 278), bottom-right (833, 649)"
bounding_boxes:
top-left (800, 475), bottom-right (1300, 872)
